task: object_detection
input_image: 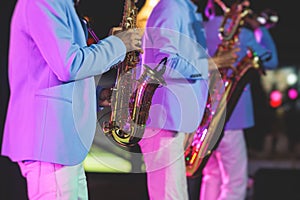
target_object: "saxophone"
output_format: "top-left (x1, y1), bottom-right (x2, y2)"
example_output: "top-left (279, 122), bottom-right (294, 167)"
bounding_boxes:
top-left (102, 0), bottom-right (167, 148)
top-left (185, 0), bottom-right (264, 177)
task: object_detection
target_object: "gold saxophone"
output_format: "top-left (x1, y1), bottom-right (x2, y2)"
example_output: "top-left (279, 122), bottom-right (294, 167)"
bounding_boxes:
top-left (185, 0), bottom-right (265, 177)
top-left (101, 0), bottom-right (167, 148)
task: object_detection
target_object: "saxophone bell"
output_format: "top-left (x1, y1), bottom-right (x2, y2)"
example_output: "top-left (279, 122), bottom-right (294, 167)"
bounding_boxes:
top-left (102, 57), bottom-right (167, 147)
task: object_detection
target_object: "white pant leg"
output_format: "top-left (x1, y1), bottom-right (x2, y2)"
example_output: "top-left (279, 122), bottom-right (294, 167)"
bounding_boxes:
top-left (139, 128), bottom-right (189, 200)
top-left (200, 129), bottom-right (248, 200)
top-left (200, 150), bottom-right (222, 200)
top-left (18, 161), bottom-right (88, 200)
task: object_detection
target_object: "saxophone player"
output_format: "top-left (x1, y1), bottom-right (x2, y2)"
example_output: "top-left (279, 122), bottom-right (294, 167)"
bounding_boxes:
top-left (195, 0), bottom-right (279, 199)
top-left (1, 0), bottom-right (142, 199)
top-left (138, 0), bottom-right (239, 199)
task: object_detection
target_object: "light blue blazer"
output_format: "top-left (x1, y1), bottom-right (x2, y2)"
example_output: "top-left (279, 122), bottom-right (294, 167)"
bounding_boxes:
top-left (142, 0), bottom-right (209, 133)
top-left (2, 0), bottom-right (126, 165)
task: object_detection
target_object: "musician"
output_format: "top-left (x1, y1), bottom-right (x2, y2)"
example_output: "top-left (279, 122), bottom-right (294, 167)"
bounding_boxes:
top-left (198, 0), bottom-right (279, 199)
top-left (138, 0), bottom-right (238, 199)
top-left (1, 0), bottom-right (142, 199)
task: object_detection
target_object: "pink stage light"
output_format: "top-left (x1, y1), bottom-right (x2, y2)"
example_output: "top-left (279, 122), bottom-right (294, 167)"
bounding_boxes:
top-left (269, 90), bottom-right (282, 108)
top-left (288, 88), bottom-right (298, 100)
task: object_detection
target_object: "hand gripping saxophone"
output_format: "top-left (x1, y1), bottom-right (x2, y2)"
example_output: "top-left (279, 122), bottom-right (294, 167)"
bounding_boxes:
top-left (184, 0), bottom-right (265, 177)
top-left (102, 0), bottom-right (167, 148)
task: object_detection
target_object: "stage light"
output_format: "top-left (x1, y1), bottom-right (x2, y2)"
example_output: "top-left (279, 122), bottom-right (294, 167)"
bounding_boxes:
top-left (269, 90), bottom-right (282, 108)
top-left (288, 88), bottom-right (298, 100)
top-left (287, 73), bottom-right (298, 86)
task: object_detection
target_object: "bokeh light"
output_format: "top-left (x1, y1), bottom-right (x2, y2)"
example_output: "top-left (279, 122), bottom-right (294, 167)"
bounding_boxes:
top-left (269, 90), bottom-right (282, 108)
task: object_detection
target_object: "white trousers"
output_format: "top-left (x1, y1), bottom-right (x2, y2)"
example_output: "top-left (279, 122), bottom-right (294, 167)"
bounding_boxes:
top-left (139, 128), bottom-right (189, 200)
top-left (18, 161), bottom-right (88, 200)
top-left (200, 129), bottom-right (248, 200)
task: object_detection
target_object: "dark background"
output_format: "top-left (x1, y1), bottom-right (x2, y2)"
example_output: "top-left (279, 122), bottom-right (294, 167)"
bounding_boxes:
top-left (0, 0), bottom-right (298, 199)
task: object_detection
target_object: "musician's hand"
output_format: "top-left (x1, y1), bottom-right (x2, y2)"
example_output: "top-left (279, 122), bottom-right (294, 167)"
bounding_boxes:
top-left (110, 27), bottom-right (143, 53)
top-left (109, 27), bottom-right (122, 35)
top-left (211, 46), bottom-right (240, 69)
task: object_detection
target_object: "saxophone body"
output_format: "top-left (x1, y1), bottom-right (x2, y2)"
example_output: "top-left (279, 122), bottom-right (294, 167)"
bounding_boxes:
top-left (102, 0), bottom-right (167, 147)
top-left (185, 0), bottom-right (263, 177)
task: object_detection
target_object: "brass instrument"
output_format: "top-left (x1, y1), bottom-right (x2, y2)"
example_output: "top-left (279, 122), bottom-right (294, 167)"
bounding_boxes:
top-left (101, 0), bottom-right (167, 148)
top-left (185, 0), bottom-right (264, 177)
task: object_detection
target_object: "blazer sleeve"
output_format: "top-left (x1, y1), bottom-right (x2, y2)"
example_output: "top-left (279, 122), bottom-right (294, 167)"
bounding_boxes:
top-left (240, 27), bottom-right (278, 70)
top-left (26, 0), bottom-right (126, 82)
top-left (256, 26), bottom-right (279, 69)
top-left (144, 4), bottom-right (208, 80)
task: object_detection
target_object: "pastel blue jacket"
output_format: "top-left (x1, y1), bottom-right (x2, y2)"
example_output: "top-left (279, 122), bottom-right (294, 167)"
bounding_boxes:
top-left (2, 0), bottom-right (126, 165)
top-left (142, 0), bottom-right (209, 133)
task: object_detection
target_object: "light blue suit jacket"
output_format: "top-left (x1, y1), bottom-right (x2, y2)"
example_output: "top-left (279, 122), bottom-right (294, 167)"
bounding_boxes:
top-left (142, 0), bottom-right (209, 133)
top-left (2, 0), bottom-right (126, 165)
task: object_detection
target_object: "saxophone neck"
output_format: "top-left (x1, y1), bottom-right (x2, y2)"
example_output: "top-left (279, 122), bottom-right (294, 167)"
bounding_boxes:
top-left (121, 0), bottom-right (139, 30)
top-left (218, 0), bottom-right (251, 42)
